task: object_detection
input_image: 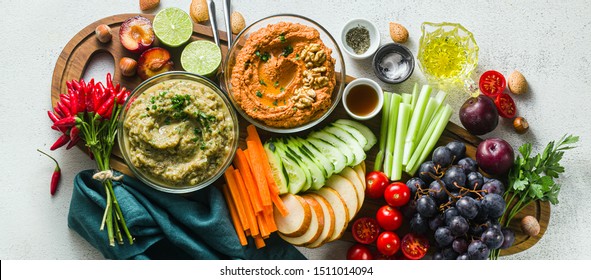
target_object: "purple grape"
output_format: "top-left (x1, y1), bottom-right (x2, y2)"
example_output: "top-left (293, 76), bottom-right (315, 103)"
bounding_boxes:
top-left (442, 165), bottom-right (466, 191)
top-left (446, 141), bottom-right (466, 163)
top-left (500, 228), bottom-right (516, 249)
top-left (435, 227), bottom-right (454, 247)
top-left (432, 146), bottom-right (453, 168)
top-left (482, 179), bottom-right (505, 195)
top-left (418, 161), bottom-right (437, 184)
top-left (481, 227), bottom-right (505, 250)
top-left (481, 193), bottom-right (506, 219)
top-left (410, 213), bottom-right (429, 234)
top-left (449, 215), bottom-right (469, 236)
top-left (466, 171), bottom-right (484, 190)
top-left (416, 195), bottom-right (438, 218)
top-left (406, 177), bottom-right (426, 198)
top-left (458, 157), bottom-right (478, 174)
top-left (429, 180), bottom-right (449, 204)
top-left (452, 238), bottom-right (469, 254)
top-left (467, 240), bottom-right (490, 260)
top-left (456, 196), bottom-right (479, 219)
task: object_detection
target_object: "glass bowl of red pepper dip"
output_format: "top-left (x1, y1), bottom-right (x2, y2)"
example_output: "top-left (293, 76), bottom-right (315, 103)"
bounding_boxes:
top-left (117, 71), bottom-right (239, 193)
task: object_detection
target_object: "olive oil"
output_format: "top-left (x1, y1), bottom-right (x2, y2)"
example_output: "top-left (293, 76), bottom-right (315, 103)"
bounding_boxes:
top-left (420, 35), bottom-right (469, 79)
top-left (346, 84), bottom-right (378, 116)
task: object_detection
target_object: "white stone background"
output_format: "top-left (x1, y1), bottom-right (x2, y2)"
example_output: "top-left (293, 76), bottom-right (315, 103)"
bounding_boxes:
top-left (1, 0), bottom-right (590, 260)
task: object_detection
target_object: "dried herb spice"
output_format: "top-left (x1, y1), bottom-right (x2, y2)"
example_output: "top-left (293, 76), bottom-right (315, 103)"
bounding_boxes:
top-left (346, 25), bottom-right (370, 54)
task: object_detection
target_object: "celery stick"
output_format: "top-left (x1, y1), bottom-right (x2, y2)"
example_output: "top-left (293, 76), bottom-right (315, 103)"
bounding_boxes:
top-left (391, 103), bottom-right (411, 180)
top-left (405, 106), bottom-right (447, 174)
top-left (402, 93), bottom-right (412, 105)
top-left (383, 94), bottom-right (401, 177)
top-left (374, 150), bottom-right (384, 171)
top-left (410, 83), bottom-right (419, 109)
top-left (402, 85), bottom-right (432, 166)
top-left (418, 90), bottom-right (448, 138)
top-left (406, 105), bottom-right (452, 175)
top-left (378, 92), bottom-right (392, 152)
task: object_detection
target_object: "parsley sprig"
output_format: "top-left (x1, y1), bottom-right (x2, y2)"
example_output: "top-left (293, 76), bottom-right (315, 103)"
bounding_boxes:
top-left (490, 134), bottom-right (578, 259)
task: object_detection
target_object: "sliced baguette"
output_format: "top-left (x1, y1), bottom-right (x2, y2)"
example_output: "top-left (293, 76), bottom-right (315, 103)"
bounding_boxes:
top-left (278, 195), bottom-right (324, 246)
top-left (325, 174), bottom-right (359, 221)
top-left (339, 166), bottom-right (365, 214)
top-left (315, 187), bottom-right (349, 242)
top-left (303, 193), bottom-right (335, 248)
top-left (273, 193), bottom-right (311, 237)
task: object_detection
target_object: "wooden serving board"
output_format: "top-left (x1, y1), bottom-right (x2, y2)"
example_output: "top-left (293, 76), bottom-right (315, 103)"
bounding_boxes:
top-left (51, 13), bottom-right (549, 257)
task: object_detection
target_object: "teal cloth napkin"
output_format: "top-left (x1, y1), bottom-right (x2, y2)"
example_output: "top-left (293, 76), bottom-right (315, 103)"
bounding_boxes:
top-left (68, 170), bottom-right (306, 260)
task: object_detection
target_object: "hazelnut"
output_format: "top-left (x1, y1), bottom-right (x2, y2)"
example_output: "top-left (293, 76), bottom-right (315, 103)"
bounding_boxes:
top-left (508, 70), bottom-right (527, 95)
top-left (521, 215), bottom-right (540, 237)
top-left (513, 116), bottom-right (529, 134)
top-left (119, 57), bottom-right (137, 77)
top-left (139, 0), bottom-right (160, 11)
top-left (190, 0), bottom-right (209, 23)
top-left (95, 24), bottom-right (112, 43)
top-left (389, 22), bottom-right (409, 43)
top-left (231, 11), bottom-right (246, 35)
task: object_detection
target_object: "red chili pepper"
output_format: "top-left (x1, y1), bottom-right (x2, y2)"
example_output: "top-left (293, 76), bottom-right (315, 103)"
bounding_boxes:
top-left (57, 101), bottom-right (71, 117)
top-left (53, 115), bottom-right (77, 129)
top-left (72, 80), bottom-right (81, 91)
top-left (48, 111), bottom-right (60, 123)
top-left (69, 89), bottom-right (78, 115)
top-left (106, 73), bottom-right (113, 90)
top-left (97, 95), bottom-right (115, 117)
top-left (116, 88), bottom-right (129, 105)
top-left (66, 126), bottom-right (80, 150)
top-left (53, 105), bottom-right (65, 118)
top-left (50, 133), bottom-right (70, 150)
top-left (37, 149), bottom-right (61, 195)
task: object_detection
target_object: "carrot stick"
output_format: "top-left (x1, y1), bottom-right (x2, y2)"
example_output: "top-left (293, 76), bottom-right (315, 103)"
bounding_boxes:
top-left (246, 125), bottom-right (280, 196)
top-left (256, 213), bottom-right (269, 238)
top-left (264, 210), bottom-right (277, 233)
top-left (246, 139), bottom-right (272, 210)
top-left (233, 149), bottom-right (263, 214)
top-left (233, 169), bottom-right (259, 237)
top-left (271, 194), bottom-right (289, 217)
top-left (253, 235), bottom-right (266, 249)
top-left (221, 185), bottom-right (248, 246)
top-left (223, 166), bottom-right (248, 232)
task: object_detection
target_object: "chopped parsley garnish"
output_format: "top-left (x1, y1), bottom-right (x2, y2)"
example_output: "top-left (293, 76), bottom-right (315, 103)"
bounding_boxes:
top-left (256, 50), bottom-right (270, 62)
top-left (295, 53), bottom-right (300, 60)
top-left (164, 117), bottom-right (171, 125)
top-left (272, 100), bottom-right (278, 106)
top-left (280, 87), bottom-right (285, 92)
top-left (150, 96), bottom-right (156, 103)
top-left (171, 94), bottom-right (190, 111)
top-left (159, 91), bottom-right (167, 97)
top-left (256, 91), bottom-right (263, 98)
top-left (279, 33), bottom-right (286, 42)
top-left (151, 104), bottom-right (157, 110)
top-left (274, 81), bottom-right (279, 88)
top-left (282, 45), bottom-right (293, 57)
top-left (259, 80), bottom-right (267, 86)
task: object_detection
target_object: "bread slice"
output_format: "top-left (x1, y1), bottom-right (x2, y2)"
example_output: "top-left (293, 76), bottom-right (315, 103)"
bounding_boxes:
top-left (278, 195), bottom-right (324, 246)
top-left (339, 166), bottom-right (365, 214)
top-left (315, 187), bottom-right (349, 242)
top-left (274, 193), bottom-right (311, 237)
top-left (303, 193), bottom-right (335, 248)
top-left (325, 174), bottom-right (359, 220)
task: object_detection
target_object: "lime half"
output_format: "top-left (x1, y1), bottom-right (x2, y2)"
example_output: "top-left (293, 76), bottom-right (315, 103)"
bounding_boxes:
top-left (153, 7), bottom-right (193, 47)
top-left (181, 40), bottom-right (222, 77)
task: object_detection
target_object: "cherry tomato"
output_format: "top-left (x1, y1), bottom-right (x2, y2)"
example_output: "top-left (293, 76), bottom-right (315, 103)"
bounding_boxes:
top-left (376, 231), bottom-right (400, 256)
top-left (351, 217), bottom-right (380, 244)
top-left (376, 205), bottom-right (403, 231)
top-left (384, 182), bottom-right (411, 207)
top-left (401, 233), bottom-right (430, 260)
top-left (494, 93), bottom-right (517, 118)
top-left (479, 70), bottom-right (506, 97)
top-left (365, 171), bottom-right (389, 199)
top-left (347, 243), bottom-right (373, 260)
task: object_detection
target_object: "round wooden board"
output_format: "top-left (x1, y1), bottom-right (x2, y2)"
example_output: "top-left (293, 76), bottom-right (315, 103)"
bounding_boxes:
top-left (50, 13), bottom-right (549, 257)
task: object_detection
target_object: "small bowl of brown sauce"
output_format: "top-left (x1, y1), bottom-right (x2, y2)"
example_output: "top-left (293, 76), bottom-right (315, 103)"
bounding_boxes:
top-left (342, 78), bottom-right (383, 120)
top-left (341, 19), bottom-right (380, 60)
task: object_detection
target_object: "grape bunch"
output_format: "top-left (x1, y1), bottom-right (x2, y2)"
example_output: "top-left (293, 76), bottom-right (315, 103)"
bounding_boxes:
top-left (402, 141), bottom-right (515, 260)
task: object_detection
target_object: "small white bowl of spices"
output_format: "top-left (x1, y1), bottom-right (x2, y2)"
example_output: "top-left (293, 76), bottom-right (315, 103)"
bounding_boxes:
top-left (341, 18), bottom-right (380, 60)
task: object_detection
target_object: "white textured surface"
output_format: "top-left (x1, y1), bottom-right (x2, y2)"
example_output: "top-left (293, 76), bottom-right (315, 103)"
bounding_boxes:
top-left (1, 0), bottom-right (590, 260)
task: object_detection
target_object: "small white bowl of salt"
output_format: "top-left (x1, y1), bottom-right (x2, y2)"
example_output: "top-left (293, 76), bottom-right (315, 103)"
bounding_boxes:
top-left (372, 43), bottom-right (415, 84)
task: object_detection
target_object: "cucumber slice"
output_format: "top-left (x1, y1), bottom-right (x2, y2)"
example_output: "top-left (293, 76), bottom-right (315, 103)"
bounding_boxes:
top-left (273, 140), bottom-right (312, 193)
top-left (278, 139), bottom-right (325, 191)
top-left (334, 119), bottom-right (378, 151)
top-left (263, 142), bottom-right (289, 194)
top-left (306, 138), bottom-right (347, 174)
top-left (323, 125), bottom-right (366, 166)
top-left (309, 131), bottom-right (355, 166)
top-left (295, 137), bottom-right (336, 178)
top-left (267, 140), bottom-right (306, 194)
top-left (332, 123), bottom-right (368, 150)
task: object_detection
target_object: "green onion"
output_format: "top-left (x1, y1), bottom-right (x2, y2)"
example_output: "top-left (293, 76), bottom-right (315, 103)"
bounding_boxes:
top-left (391, 103), bottom-right (411, 180)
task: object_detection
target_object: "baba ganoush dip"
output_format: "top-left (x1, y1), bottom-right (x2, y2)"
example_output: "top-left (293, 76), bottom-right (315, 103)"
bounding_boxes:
top-left (123, 79), bottom-right (235, 187)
